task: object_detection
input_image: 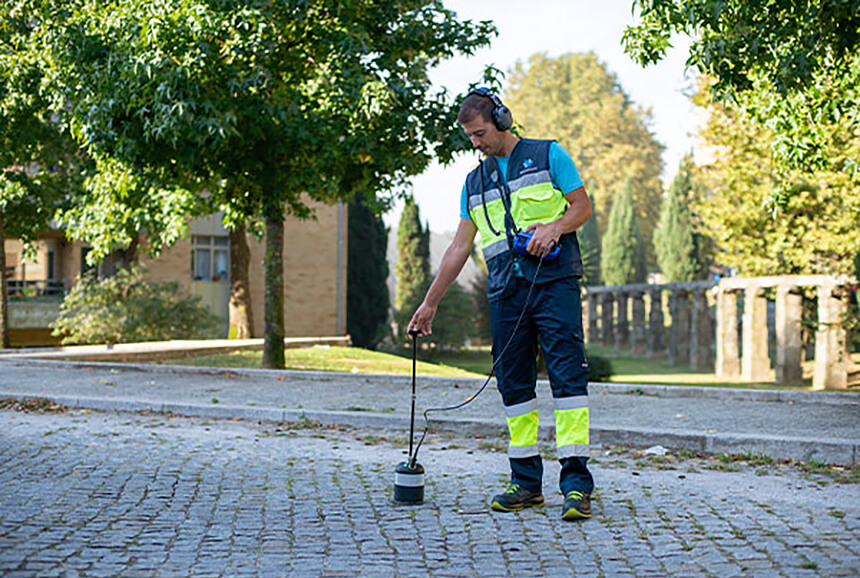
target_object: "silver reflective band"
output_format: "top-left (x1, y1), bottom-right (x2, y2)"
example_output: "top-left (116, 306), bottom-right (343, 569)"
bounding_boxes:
top-left (557, 444), bottom-right (590, 458)
top-left (468, 187), bottom-right (502, 211)
top-left (504, 398), bottom-right (538, 419)
top-left (394, 472), bottom-right (424, 487)
top-left (554, 396), bottom-right (589, 411)
top-left (508, 444), bottom-right (540, 458)
top-left (482, 239), bottom-right (509, 259)
top-left (506, 169), bottom-right (552, 192)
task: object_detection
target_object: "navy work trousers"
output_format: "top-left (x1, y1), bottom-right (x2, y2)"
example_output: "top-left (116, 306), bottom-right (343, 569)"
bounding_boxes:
top-left (490, 275), bottom-right (594, 496)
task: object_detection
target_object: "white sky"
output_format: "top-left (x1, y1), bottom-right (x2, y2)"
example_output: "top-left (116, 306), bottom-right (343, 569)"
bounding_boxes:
top-left (383, 0), bottom-right (699, 234)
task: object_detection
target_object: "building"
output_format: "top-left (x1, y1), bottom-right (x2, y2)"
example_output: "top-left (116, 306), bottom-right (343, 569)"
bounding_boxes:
top-left (4, 200), bottom-right (347, 345)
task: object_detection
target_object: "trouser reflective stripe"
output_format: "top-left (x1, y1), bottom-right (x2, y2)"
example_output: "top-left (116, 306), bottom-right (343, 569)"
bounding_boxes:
top-left (554, 395), bottom-right (589, 458)
top-left (505, 399), bottom-right (539, 457)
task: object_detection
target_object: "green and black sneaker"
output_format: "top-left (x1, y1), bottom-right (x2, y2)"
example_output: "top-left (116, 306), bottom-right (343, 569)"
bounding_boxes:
top-left (490, 483), bottom-right (545, 512)
top-left (561, 490), bottom-right (592, 521)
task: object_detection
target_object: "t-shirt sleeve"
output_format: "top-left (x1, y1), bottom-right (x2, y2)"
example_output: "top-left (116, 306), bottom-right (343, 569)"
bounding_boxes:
top-left (549, 141), bottom-right (584, 194)
top-left (460, 182), bottom-right (471, 220)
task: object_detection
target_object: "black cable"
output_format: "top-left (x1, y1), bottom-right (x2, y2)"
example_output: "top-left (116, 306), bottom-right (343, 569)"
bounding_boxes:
top-left (410, 256), bottom-right (544, 466)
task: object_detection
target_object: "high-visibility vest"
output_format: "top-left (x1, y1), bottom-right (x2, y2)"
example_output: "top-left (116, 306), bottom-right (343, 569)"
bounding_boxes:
top-left (464, 138), bottom-right (583, 300)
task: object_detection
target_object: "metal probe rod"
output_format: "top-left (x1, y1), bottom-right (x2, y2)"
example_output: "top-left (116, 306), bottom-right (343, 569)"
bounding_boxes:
top-left (409, 331), bottom-right (418, 466)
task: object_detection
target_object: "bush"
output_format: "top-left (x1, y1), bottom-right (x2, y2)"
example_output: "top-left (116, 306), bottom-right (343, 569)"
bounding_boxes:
top-left (586, 354), bottom-right (613, 382)
top-left (52, 265), bottom-right (221, 345)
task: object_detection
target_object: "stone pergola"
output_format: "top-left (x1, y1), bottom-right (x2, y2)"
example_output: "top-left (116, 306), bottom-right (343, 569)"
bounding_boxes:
top-left (583, 275), bottom-right (857, 390)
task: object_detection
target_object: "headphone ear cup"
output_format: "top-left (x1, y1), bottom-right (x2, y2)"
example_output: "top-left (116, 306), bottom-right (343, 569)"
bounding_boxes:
top-left (493, 104), bottom-right (513, 131)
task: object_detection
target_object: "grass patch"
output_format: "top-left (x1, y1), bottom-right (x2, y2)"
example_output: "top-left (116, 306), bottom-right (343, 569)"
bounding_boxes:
top-left (164, 346), bottom-right (482, 378)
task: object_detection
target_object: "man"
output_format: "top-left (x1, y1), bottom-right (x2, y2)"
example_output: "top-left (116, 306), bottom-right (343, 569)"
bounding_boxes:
top-left (408, 88), bottom-right (594, 521)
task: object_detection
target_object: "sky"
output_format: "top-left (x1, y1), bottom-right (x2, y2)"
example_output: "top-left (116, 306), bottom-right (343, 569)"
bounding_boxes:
top-left (383, 0), bottom-right (699, 234)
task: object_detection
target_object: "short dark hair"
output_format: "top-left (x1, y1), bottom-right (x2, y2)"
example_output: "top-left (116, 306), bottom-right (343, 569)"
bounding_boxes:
top-left (458, 93), bottom-right (495, 124)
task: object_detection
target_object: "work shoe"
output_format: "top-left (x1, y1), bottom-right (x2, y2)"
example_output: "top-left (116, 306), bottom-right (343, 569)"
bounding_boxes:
top-left (561, 490), bottom-right (592, 521)
top-left (490, 483), bottom-right (545, 512)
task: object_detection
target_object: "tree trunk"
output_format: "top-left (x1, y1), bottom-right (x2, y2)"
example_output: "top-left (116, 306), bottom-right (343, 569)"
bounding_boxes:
top-left (229, 224), bottom-right (254, 339)
top-left (0, 214), bottom-right (9, 349)
top-left (262, 210), bottom-right (285, 369)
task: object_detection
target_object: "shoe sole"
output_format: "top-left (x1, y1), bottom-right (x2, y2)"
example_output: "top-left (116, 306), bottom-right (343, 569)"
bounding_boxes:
top-left (490, 497), bottom-right (545, 512)
top-left (561, 507), bottom-right (591, 521)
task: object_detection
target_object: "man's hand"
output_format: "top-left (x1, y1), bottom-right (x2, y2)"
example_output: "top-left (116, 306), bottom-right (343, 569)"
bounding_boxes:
top-left (524, 222), bottom-right (561, 257)
top-left (407, 301), bottom-right (437, 337)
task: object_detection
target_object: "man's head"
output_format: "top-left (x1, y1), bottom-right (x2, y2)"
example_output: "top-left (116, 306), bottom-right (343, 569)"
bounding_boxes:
top-left (458, 88), bottom-right (516, 157)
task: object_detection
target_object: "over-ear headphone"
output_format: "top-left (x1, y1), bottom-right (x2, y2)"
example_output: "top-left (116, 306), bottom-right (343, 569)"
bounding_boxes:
top-left (468, 87), bottom-right (513, 131)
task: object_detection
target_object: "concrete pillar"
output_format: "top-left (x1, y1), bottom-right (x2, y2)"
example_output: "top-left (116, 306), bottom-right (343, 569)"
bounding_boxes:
top-left (715, 289), bottom-right (740, 378)
top-left (601, 292), bottom-right (614, 347)
top-left (775, 285), bottom-right (803, 385)
top-left (587, 293), bottom-right (600, 345)
top-left (742, 285), bottom-right (770, 381)
top-left (630, 291), bottom-right (647, 355)
top-left (813, 284), bottom-right (848, 390)
top-left (615, 292), bottom-right (629, 350)
top-left (690, 289), bottom-right (714, 371)
top-left (647, 289), bottom-right (665, 355)
top-left (668, 290), bottom-right (690, 365)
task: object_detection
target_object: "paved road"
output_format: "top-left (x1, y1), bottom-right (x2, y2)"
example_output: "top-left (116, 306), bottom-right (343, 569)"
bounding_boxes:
top-left (1, 407), bottom-right (858, 577)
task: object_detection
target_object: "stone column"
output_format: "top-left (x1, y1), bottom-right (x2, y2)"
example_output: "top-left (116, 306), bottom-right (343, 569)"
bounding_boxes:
top-left (668, 290), bottom-right (690, 365)
top-left (689, 289), bottom-right (714, 371)
top-left (647, 289), bottom-right (665, 356)
top-left (630, 291), bottom-right (647, 355)
top-left (775, 285), bottom-right (803, 385)
top-left (715, 289), bottom-right (740, 378)
top-left (587, 292), bottom-right (600, 345)
top-left (813, 283), bottom-right (848, 390)
top-left (615, 291), bottom-right (629, 350)
top-left (601, 292), bottom-right (615, 347)
top-left (742, 285), bottom-right (770, 381)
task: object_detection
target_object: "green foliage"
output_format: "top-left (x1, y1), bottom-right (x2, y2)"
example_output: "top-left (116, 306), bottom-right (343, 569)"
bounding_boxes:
top-left (653, 156), bottom-right (710, 281)
top-left (695, 81), bottom-right (860, 276)
top-left (504, 52), bottom-right (664, 262)
top-left (579, 191), bottom-right (601, 286)
top-left (395, 196), bottom-right (430, 339)
top-left (468, 251), bottom-right (491, 344)
top-left (429, 281), bottom-right (475, 351)
top-left (347, 200), bottom-right (390, 350)
top-left (623, 0), bottom-right (860, 179)
top-left (51, 266), bottom-right (220, 345)
top-left (587, 354), bottom-right (614, 382)
top-left (601, 179), bottom-right (647, 286)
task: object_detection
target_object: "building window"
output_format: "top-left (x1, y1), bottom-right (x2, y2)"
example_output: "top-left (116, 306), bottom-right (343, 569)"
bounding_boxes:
top-left (192, 236), bottom-right (229, 282)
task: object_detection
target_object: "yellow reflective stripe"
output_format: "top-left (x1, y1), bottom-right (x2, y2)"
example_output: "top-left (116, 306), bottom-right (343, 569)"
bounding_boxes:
top-left (554, 407), bottom-right (589, 448)
top-left (512, 182), bottom-right (567, 229)
top-left (507, 410), bottom-right (539, 448)
top-left (469, 197), bottom-right (506, 249)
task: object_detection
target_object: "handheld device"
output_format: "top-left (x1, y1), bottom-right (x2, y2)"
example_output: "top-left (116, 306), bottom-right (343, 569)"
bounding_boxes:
top-left (513, 231), bottom-right (560, 260)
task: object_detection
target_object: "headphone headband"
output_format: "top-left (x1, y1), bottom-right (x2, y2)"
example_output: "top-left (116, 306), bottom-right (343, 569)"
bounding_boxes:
top-left (467, 87), bottom-right (513, 131)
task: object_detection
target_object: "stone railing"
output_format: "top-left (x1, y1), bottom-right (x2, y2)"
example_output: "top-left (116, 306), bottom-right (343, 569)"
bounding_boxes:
top-left (584, 275), bottom-right (857, 390)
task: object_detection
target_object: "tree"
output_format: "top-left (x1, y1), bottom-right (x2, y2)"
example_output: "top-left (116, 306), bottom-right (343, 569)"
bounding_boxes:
top-left (503, 52), bottom-right (664, 263)
top-left (429, 280), bottom-right (474, 351)
top-left (467, 249), bottom-right (491, 344)
top-left (653, 156), bottom-right (710, 281)
top-left (601, 178), bottom-right (647, 286)
top-left (578, 191), bottom-right (601, 286)
top-left (0, 0), bottom-right (79, 348)
top-left (623, 0), bottom-right (860, 189)
top-left (42, 0), bottom-right (495, 368)
top-left (395, 196), bottom-right (430, 340)
top-left (347, 200), bottom-right (390, 349)
top-left (694, 82), bottom-right (860, 276)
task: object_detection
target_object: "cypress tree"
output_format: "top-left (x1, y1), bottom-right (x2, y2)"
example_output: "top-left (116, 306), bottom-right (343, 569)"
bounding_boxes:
top-left (653, 157), bottom-right (707, 282)
top-left (601, 178), bottom-right (647, 286)
top-left (347, 200), bottom-right (390, 349)
top-left (395, 196), bottom-right (430, 339)
top-left (579, 191), bottom-right (601, 286)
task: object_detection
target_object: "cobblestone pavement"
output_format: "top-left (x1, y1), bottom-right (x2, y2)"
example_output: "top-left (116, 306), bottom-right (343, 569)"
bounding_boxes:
top-left (1, 408), bottom-right (858, 577)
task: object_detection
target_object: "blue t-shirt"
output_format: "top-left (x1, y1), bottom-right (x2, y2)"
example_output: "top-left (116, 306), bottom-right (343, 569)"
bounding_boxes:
top-left (459, 141), bottom-right (584, 220)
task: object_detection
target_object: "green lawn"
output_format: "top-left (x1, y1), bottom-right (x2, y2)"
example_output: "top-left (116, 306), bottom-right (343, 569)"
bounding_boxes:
top-left (162, 344), bottom-right (857, 391)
